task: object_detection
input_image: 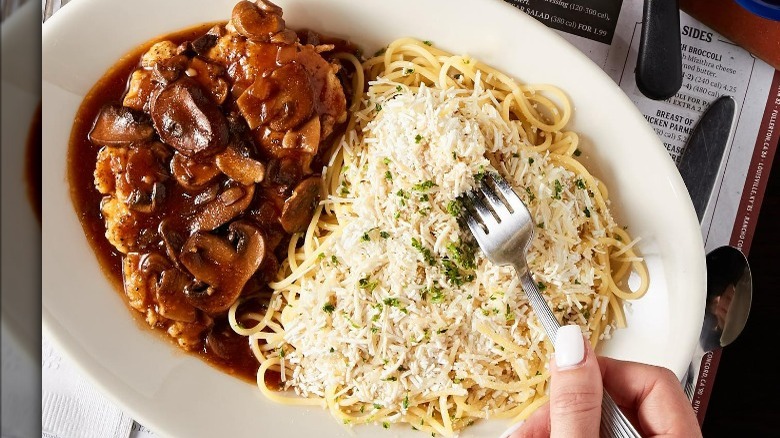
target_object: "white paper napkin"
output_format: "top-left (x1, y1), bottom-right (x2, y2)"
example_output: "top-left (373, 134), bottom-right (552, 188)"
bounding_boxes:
top-left (41, 336), bottom-right (134, 438)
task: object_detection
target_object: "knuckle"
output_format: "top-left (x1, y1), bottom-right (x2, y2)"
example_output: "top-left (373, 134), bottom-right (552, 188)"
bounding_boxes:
top-left (550, 386), bottom-right (601, 416)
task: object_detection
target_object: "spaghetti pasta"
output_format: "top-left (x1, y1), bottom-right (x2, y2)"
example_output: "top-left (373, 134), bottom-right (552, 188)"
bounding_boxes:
top-left (230, 38), bottom-right (648, 436)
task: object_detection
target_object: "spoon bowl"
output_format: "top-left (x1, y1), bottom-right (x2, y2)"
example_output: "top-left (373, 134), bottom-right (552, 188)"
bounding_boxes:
top-left (701, 245), bottom-right (753, 351)
top-left (684, 245), bottom-right (752, 399)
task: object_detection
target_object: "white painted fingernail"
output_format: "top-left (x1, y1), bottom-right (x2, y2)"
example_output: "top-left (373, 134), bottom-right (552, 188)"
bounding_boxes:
top-left (554, 325), bottom-right (585, 369)
top-left (498, 421), bottom-right (524, 438)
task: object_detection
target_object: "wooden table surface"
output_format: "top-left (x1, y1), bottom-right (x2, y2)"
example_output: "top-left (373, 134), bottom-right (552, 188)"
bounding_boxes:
top-left (702, 142), bottom-right (780, 436)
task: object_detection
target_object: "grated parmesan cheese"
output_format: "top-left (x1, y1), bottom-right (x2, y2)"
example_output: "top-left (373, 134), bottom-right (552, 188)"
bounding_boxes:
top-left (280, 78), bottom-right (618, 420)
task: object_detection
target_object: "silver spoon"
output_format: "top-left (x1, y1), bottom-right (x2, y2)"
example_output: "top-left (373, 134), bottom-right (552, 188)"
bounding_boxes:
top-left (684, 245), bottom-right (752, 400)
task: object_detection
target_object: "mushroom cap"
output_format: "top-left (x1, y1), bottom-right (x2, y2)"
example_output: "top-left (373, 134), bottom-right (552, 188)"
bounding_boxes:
top-left (151, 77), bottom-right (229, 157)
top-left (89, 104), bottom-right (155, 146)
top-left (179, 221), bottom-right (266, 314)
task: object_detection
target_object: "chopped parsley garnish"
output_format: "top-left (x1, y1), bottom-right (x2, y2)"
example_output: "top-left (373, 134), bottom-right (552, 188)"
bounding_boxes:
top-left (330, 347), bottom-right (335, 353)
top-left (331, 255), bottom-right (339, 265)
top-left (446, 199), bottom-right (462, 216)
top-left (341, 312), bottom-right (361, 329)
top-left (322, 303), bottom-right (335, 314)
top-left (383, 376), bottom-right (397, 381)
top-left (383, 157), bottom-right (391, 165)
top-left (380, 231), bottom-right (390, 239)
top-left (339, 180), bottom-right (350, 196)
top-left (427, 284), bottom-right (445, 303)
top-left (505, 303), bottom-right (515, 322)
top-left (358, 276), bottom-right (378, 292)
top-left (423, 40), bottom-right (433, 46)
top-left (383, 297), bottom-right (401, 307)
top-left (474, 166), bottom-right (487, 183)
top-left (573, 148), bottom-right (582, 156)
top-left (375, 103), bottom-right (382, 112)
top-left (536, 222), bottom-right (544, 228)
top-left (525, 187), bottom-right (536, 202)
top-left (361, 231), bottom-right (371, 242)
top-left (583, 309), bottom-right (591, 319)
top-left (402, 395), bottom-right (410, 409)
top-left (528, 157), bottom-right (535, 165)
top-left (396, 85), bottom-right (403, 92)
top-left (446, 239), bottom-right (476, 269)
top-left (412, 180), bottom-right (437, 191)
top-left (441, 258), bottom-right (474, 286)
top-left (414, 134), bottom-right (423, 143)
top-left (385, 170), bottom-right (393, 180)
top-left (411, 238), bottom-right (436, 265)
top-left (552, 179), bottom-right (563, 199)
top-left (382, 422), bottom-right (390, 429)
top-left (419, 194), bottom-right (429, 202)
top-left (575, 178), bottom-right (587, 189)
top-left (584, 207), bottom-right (591, 218)
top-left (537, 282), bottom-right (547, 291)
top-left (278, 347), bottom-right (285, 358)
top-left (404, 68), bottom-right (415, 75)
top-left (374, 403), bottom-right (383, 410)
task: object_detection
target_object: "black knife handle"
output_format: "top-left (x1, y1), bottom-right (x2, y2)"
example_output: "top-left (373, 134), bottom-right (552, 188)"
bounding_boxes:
top-left (636, 0), bottom-right (683, 101)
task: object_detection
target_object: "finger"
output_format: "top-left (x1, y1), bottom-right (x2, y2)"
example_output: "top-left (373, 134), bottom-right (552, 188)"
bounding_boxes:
top-left (598, 356), bottom-right (701, 436)
top-left (504, 403), bottom-right (550, 438)
top-left (549, 325), bottom-right (602, 438)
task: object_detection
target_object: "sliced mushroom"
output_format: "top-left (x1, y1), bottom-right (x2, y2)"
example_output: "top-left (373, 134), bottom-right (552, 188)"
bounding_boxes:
top-left (280, 176), bottom-right (320, 233)
top-left (190, 181), bottom-right (255, 232)
top-left (122, 252), bottom-right (198, 323)
top-left (215, 144), bottom-right (266, 185)
top-left (159, 218), bottom-right (185, 267)
top-left (141, 254), bottom-right (198, 323)
top-left (151, 77), bottom-right (229, 157)
top-left (265, 63), bottom-right (315, 131)
top-left (267, 157), bottom-right (302, 187)
top-left (236, 63), bottom-right (314, 132)
top-left (170, 152), bottom-right (221, 191)
top-left (256, 0), bottom-right (283, 14)
top-left (152, 54), bottom-right (189, 85)
top-left (88, 104), bottom-right (155, 146)
top-left (231, 0), bottom-right (284, 41)
top-left (270, 29), bottom-right (297, 45)
top-left (126, 182), bottom-right (165, 213)
top-left (192, 33), bottom-right (219, 56)
top-left (179, 221), bottom-right (266, 314)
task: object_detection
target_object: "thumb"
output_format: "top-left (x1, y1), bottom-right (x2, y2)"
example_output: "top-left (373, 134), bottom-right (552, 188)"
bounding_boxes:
top-left (549, 325), bottom-right (602, 438)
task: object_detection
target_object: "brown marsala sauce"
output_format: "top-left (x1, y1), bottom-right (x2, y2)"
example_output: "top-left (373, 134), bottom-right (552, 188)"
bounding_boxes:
top-left (26, 102), bottom-right (42, 223)
top-left (68, 21), bottom-right (356, 386)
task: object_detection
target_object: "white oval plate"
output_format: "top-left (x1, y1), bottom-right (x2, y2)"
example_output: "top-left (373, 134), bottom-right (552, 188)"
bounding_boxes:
top-left (42, 1), bottom-right (706, 437)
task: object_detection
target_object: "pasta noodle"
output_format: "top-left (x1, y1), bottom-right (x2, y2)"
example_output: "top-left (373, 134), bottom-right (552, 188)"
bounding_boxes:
top-left (230, 38), bottom-right (648, 436)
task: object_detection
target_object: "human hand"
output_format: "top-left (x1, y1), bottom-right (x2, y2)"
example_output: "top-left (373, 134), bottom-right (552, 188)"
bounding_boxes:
top-left (501, 325), bottom-right (702, 438)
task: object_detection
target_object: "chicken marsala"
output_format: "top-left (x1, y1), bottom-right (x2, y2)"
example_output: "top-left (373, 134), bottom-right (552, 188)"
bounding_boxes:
top-left (71, 0), bottom-right (352, 378)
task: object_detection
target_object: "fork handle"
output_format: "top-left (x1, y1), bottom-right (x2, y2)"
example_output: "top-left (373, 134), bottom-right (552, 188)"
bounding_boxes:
top-left (517, 270), bottom-right (642, 438)
top-left (601, 392), bottom-right (642, 438)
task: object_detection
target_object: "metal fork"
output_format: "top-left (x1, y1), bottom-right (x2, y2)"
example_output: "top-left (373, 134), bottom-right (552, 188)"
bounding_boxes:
top-left (462, 172), bottom-right (641, 438)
